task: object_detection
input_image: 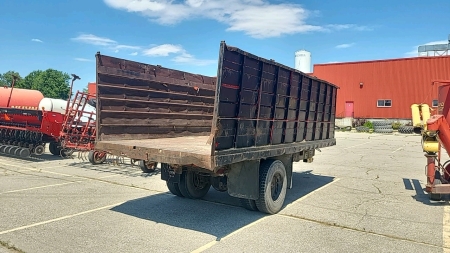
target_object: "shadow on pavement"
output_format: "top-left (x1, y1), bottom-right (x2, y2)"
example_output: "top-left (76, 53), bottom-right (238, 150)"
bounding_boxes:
top-left (0, 152), bottom-right (63, 162)
top-left (66, 158), bottom-right (161, 178)
top-left (110, 171), bottom-right (334, 239)
top-left (408, 178), bottom-right (449, 205)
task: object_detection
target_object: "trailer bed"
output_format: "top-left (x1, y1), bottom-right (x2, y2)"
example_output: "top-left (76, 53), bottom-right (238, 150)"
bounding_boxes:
top-left (94, 41), bottom-right (338, 171)
top-left (95, 136), bottom-right (336, 171)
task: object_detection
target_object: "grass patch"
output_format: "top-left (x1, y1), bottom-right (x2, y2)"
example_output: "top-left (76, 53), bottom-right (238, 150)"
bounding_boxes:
top-left (0, 240), bottom-right (25, 253)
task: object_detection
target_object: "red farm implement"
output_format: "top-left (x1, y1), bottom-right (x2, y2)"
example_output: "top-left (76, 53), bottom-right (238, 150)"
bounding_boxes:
top-left (413, 80), bottom-right (450, 200)
top-left (59, 90), bottom-right (107, 164)
top-left (0, 75), bottom-right (80, 158)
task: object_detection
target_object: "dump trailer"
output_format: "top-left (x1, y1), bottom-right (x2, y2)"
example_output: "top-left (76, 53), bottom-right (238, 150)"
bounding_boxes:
top-left (93, 41), bottom-right (338, 214)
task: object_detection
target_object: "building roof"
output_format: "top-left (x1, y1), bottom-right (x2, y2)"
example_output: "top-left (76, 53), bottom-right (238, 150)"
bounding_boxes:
top-left (314, 55), bottom-right (450, 67)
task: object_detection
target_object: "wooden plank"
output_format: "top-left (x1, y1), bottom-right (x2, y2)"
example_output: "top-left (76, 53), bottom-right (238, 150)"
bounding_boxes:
top-left (99, 126), bottom-right (211, 141)
top-left (97, 68), bottom-right (216, 95)
top-left (96, 55), bottom-right (216, 85)
top-left (100, 97), bottom-right (213, 114)
top-left (97, 84), bottom-right (215, 105)
top-left (100, 110), bottom-right (212, 120)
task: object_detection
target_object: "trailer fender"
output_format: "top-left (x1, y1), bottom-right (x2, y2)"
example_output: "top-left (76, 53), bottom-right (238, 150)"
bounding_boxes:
top-left (227, 160), bottom-right (260, 200)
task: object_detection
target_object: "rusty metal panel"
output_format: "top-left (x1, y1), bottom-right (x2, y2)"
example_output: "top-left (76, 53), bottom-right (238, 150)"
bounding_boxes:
top-left (95, 53), bottom-right (216, 141)
top-left (212, 42), bottom-right (338, 153)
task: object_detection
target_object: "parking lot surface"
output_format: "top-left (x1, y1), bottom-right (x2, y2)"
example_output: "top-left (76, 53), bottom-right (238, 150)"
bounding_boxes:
top-left (0, 132), bottom-right (448, 253)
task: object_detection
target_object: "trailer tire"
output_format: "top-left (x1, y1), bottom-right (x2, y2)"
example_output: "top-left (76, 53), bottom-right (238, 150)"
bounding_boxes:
top-left (255, 159), bottom-right (287, 214)
top-left (138, 160), bottom-right (157, 173)
top-left (88, 150), bottom-right (107, 165)
top-left (179, 170), bottom-right (211, 199)
top-left (166, 181), bottom-right (184, 197)
top-left (240, 198), bottom-right (258, 211)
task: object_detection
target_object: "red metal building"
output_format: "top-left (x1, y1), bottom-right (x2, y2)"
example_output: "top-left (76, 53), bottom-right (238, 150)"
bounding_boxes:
top-left (312, 56), bottom-right (450, 119)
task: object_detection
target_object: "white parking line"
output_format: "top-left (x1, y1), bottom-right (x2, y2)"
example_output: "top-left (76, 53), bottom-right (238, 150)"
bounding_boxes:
top-left (444, 206), bottom-right (450, 252)
top-left (2, 162), bottom-right (82, 179)
top-left (190, 177), bottom-right (340, 253)
top-left (391, 147), bottom-right (403, 153)
top-left (0, 202), bottom-right (125, 235)
top-left (0, 181), bottom-right (81, 195)
top-left (283, 178), bottom-right (341, 209)
top-left (343, 141), bottom-right (371, 150)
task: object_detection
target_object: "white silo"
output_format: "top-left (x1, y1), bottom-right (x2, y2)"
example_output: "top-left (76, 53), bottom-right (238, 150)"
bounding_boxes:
top-left (295, 50), bottom-right (312, 73)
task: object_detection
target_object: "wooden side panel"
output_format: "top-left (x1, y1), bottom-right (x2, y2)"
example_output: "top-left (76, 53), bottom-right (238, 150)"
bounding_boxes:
top-left (95, 54), bottom-right (216, 141)
top-left (213, 42), bottom-right (339, 153)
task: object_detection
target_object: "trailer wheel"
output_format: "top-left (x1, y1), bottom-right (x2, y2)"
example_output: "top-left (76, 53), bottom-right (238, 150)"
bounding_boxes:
top-left (255, 159), bottom-right (287, 214)
top-left (166, 181), bottom-right (183, 197)
top-left (179, 170), bottom-right (211, 199)
top-left (240, 198), bottom-right (258, 211)
top-left (88, 150), bottom-right (106, 165)
top-left (139, 160), bottom-right (157, 173)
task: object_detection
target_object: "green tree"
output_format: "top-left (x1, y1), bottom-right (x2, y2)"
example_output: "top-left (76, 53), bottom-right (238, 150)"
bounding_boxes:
top-left (0, 71), bottom-right (22, 87)
top-left (21, 69), bottom-right (71, 99)
top-left (19, 70), bottom-right (43, 89)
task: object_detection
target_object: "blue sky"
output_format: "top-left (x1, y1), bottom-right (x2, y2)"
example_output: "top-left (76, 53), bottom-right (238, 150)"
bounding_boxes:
top-left (0, 0), bottom-right (449, 93)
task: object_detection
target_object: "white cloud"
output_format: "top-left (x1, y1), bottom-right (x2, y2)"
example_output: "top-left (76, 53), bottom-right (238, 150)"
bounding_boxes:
top-left (143, 44), bottom-right (215, 65)
top-left (31, 38), bottom-right (43, 43)
top-left (113, 44), bottom-right (141, 50)
top-left (143, 44), bottom-right (184, 56)
top-left (71, 33), bottom-right (141, 52)
top-left (326, 24), bottom-right (372, 31)
top-left (74, 58), bottom-right (93, 62)
top-left (103, 0), bottom-right (371, 38)
top-left (71, 33), bottom-right (212, 65)
top-left (404, 40), bottom-right (449, 57)
top-left (71, 34), bottom-right (116, 46)
top-left (335, 43), bottom-right (355, 49)
top-left (172, 52), bottom-right (216, 66)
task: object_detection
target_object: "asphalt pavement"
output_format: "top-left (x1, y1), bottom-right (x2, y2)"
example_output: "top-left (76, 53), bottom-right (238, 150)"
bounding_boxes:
top-left (0, 131), bottom-right (447, 253)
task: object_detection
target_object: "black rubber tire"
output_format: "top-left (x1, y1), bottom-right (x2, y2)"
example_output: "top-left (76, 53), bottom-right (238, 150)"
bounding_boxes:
top-left (372, 120), bottom-right (391, 127)
top-left (178, 170), bottom-right (211, 199)
top-left (240, 198), bottom-right (259, 211)
top-left (356, 126), bottom-right (370, 132)
top-left (138, 160), bottom-right (157, 173)
top-left (255, 159), bottom-right (287, 214)
top-left (374, 128), bottom-right (393, 133)
top-left (88, 150), bottom-right (107, 165)
top-left (49, 142), bottom-right (59, 156)
top-left (398, 126), bottom-right (414, 134)
top-left (166, 181), bottom-right (184, 197)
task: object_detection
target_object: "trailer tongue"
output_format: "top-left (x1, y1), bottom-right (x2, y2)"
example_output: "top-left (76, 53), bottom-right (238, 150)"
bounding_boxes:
top-left (93, 41), bottom-right (338, 214)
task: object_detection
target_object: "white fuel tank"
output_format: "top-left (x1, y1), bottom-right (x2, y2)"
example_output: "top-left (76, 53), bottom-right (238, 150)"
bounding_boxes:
top-left (38, 98), bottom-right (68, 115)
